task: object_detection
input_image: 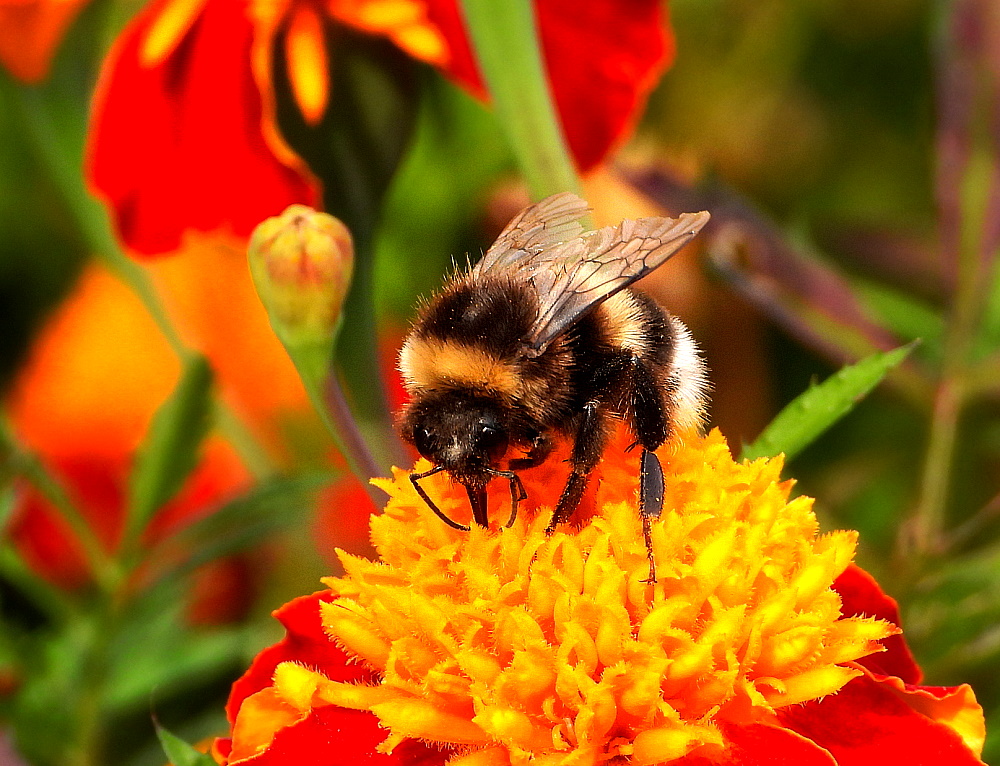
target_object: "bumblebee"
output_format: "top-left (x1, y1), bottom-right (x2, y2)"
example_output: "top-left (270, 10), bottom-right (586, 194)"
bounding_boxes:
top-left (398, 193), bottom-right (710, 578)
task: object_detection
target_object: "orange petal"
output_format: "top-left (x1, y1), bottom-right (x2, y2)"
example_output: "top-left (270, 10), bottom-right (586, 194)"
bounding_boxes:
top-left (0, 0), bottom-right (89, 82)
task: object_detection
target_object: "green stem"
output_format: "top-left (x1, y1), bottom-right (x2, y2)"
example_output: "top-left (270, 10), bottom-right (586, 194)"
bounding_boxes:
top-left (912, 143), bottom-right (994, 556)
top-left (284, 340), bottom-right (385, 506)
top-left (459, 0), bottom-right (582, 200)
top-left (13, 86), bottom-right (278, 481)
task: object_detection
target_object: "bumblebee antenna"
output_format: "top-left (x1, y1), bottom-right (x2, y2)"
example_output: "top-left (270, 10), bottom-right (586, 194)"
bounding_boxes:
top-left (410, 467), bottom-right (470, 531)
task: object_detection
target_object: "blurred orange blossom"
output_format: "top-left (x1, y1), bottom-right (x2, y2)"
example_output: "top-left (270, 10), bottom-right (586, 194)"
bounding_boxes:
top-left (5, 261), bottom-right (279, 589)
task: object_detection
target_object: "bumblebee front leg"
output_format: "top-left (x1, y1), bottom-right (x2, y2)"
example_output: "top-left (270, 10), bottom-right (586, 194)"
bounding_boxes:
top-left (545, 399), bottom-right (611, 535)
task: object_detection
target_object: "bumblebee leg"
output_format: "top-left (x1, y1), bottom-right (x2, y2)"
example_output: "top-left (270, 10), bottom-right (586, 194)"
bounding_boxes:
top-left (410, 467), bottom-right (470, 532)
top-left (546, 399), bottom-right (611, 535)
top-left (639, 448), bottom-right (665, 582)
top-left (625, 356), bottom-right (673, 582)
top-left (489, 469), bottom-right (528, 527)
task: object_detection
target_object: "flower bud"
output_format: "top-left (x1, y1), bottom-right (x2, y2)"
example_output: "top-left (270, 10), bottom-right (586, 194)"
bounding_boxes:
top-left (248, 205), bottom-right (354, 349)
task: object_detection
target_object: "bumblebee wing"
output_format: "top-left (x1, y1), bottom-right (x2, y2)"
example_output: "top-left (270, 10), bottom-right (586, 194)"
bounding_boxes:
top-left (524, 210), bottom-right (711, 355)
top-left (472, 192), bottom-right (590, 276)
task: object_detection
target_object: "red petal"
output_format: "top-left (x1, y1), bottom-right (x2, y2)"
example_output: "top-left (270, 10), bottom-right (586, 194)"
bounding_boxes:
top-left (224, 591), bottom-right (371, 724)
top-left (833, 564), bottom-right (922, 684)
top-left (536, 0), bottom-right (672, 170)
top-left (229, 706), bottom-right (445, 765)
top-left (777, 673), bottom-right (986, 765)
top-left (86, 0), bottom-right (317, 256)
top-left (220, 591), bottom-right (446, 766)
top-left (675, 723), bottom-right (837, 765)
top-left (423, 0), bottom-right (673, 171)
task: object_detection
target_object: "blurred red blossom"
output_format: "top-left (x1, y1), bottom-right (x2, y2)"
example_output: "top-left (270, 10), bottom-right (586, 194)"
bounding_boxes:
top-left (83, 0), bottom-right (674, 256)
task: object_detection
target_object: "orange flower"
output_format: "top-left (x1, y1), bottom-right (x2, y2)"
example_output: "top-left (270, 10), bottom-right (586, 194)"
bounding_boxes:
top-left (5, 264), bottom-right (250, 588)
top-left (84, 0), bottom-right (674, 255)
top-left (0, 0), bottom-right (89, 82)
top-left (213, 429), bottom-right (986, 765)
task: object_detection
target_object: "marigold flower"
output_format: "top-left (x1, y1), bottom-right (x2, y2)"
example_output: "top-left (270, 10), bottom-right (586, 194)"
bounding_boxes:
top-left (214, 429), bottom-right (986, 765)
top-left (84, 0), bottom-right (673, 255)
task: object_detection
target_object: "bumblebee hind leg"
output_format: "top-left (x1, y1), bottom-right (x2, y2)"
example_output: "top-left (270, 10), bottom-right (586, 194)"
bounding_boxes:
top-left (626, 355), bottom-right (674, 582)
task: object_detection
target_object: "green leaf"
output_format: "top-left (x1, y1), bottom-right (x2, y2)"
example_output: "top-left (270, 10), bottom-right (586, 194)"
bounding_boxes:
top-left (125, 355), bottom-right (214, 542)
top-left (741, 343), bottom-right (916, 462)
top-left (155, 722), bottom-right (217, 766)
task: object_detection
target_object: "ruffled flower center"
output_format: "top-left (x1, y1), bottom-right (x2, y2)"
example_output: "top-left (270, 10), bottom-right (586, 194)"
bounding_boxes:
top-left (275, 430), bottom-right (897, 765)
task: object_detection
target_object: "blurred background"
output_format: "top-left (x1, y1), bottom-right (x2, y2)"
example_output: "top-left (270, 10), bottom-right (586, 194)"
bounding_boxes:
top-left (1, 0), bottom-right (999, 763)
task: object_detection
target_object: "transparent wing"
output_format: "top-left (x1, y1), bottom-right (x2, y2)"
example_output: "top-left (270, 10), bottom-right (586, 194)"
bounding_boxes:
top-left (524, 210), bottom-right (711, 355)
top-left (472, 192), bottom-right (590, 276)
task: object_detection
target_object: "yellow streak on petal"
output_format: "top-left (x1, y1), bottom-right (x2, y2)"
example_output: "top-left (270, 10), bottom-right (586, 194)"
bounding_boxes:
top-left (392, 24), bottom-right (447, 65)
top-left (140, 0), bottom-right (207, 67)
top-left (372, 699), bottom-right (492, 744)
top-left (884, 678), bottom-right (986, 757)
top-left (475, 707), bottom-right (548, 750)
top-left (284, 3), bottom-right (329, 125)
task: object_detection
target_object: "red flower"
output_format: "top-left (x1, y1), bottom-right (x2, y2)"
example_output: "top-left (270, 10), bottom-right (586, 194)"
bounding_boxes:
top-left (84, 0), bottom-right (674, 256)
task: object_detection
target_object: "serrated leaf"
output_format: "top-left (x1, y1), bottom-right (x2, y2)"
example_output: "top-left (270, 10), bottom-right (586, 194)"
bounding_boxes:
top-left (126, 355), bottom-right (214, 540)
top-left (741, 343), bottom-right (915, 462)
top-left (155, 722), bottom-right (217, 766)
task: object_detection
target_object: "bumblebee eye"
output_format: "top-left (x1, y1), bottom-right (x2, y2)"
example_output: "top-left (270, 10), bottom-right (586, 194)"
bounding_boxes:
top-left (413, 425), bottom-right (435, 458)
top-left (475, 420), bottom-right (508, 460)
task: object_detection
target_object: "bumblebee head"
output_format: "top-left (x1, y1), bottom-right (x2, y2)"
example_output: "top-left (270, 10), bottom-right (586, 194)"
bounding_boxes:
top-left (401, 391), bottom-right (509, 483)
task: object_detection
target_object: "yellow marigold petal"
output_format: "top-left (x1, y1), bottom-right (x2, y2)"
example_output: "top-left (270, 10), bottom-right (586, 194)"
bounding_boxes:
top-left (372, 699), bottom-right (492, 745)
top-left (327, 0), bottom-right (448, 66)
top-left (315, 678), bottom-right (397, 710)
top-left (283, 3), bottom-right (329, 125)
top-left (761, 666), bottom-right (863, 708)
top-left (632, 723), bottom-right (724, 765)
